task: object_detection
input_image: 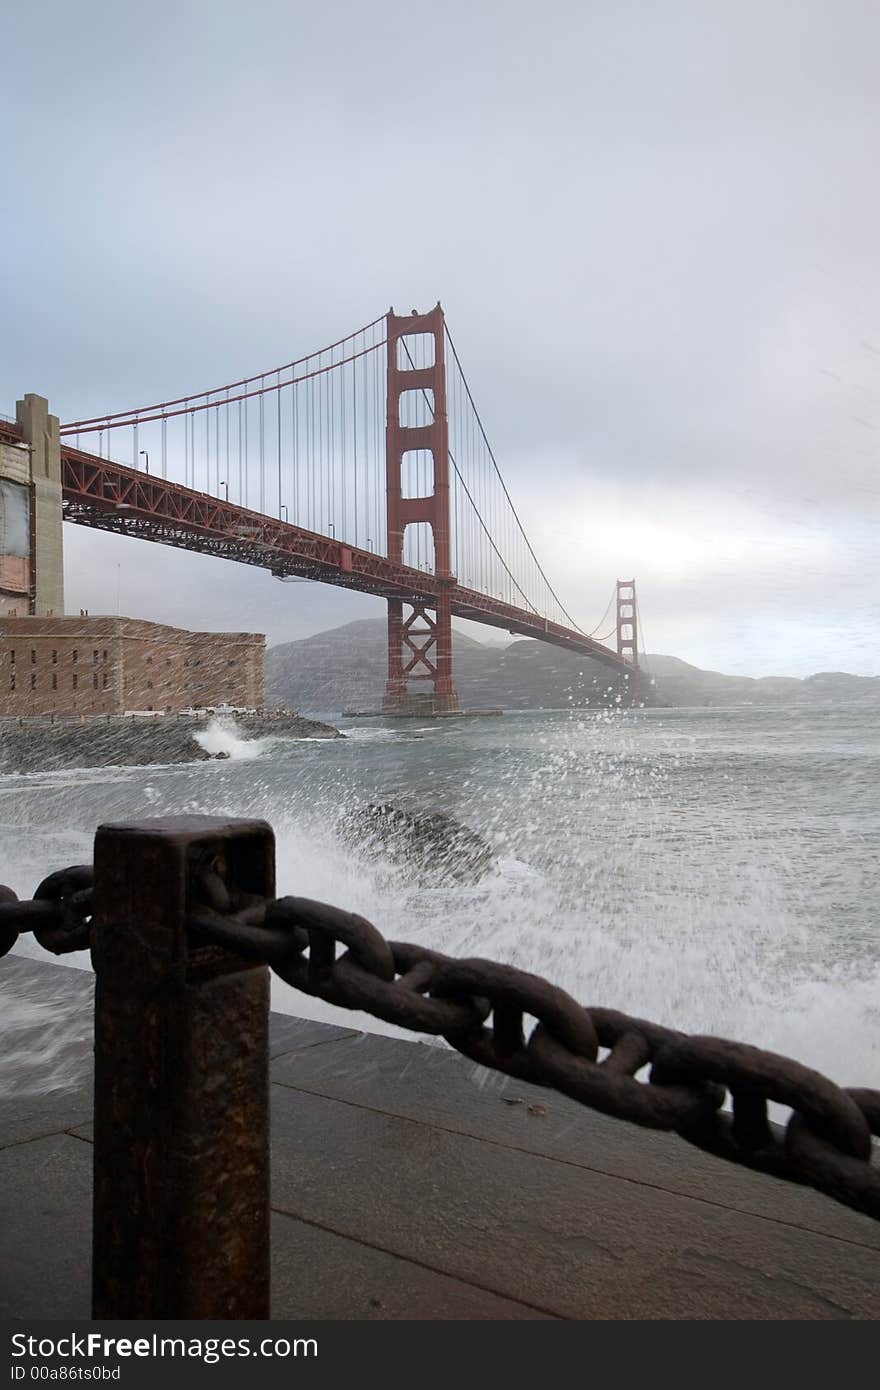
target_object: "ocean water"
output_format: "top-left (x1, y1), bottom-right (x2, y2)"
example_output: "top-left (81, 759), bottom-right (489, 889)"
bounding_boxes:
top-left (1, 704), bottom-right (879, 1098)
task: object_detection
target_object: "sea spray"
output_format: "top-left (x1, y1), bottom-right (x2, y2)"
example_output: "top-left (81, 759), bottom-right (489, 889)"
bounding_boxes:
top-left (193, 717), bottom-right (271, 762)
top-left (1, 705), bottom-right (877, 1104)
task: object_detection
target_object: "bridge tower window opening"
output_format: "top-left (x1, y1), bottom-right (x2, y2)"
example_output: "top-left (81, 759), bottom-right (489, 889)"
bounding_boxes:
top-left (396, 334), bottom-right (435, 371)
top-left (401, 449), bottom-right (434, 500)
top-left (403, 521), bottom-right (435, 574)
top-left (398, 388), bottom-right (434, 430)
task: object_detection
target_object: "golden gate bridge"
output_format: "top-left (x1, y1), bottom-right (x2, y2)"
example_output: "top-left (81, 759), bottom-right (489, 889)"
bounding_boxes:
top-left (3, 305), bottom-right (641, 712)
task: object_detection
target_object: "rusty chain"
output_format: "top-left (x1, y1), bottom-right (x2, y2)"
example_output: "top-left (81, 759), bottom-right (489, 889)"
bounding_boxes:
top-left (0, 866), bottom-right (93, 959)
top-left (1, 861), bottom-right (877, 1222)
top-left (185, 866), bottom-right (880, 1223)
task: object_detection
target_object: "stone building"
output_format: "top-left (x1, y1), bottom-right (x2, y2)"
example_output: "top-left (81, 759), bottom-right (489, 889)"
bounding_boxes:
top-left (0, 616), bottom-right (264, 716)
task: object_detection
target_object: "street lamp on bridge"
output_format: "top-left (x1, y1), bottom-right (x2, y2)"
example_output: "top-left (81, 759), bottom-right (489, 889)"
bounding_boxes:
top-left (281, 504), bottom-right (288, 522)
top-left (219, 479), bottom-right (228, 501)
top-left (138, 450), bottom-right (149, 475)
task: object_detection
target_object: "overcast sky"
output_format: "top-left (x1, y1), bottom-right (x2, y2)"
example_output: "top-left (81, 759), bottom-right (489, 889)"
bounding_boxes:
top-left (3, 1), bottom-right (878, 676)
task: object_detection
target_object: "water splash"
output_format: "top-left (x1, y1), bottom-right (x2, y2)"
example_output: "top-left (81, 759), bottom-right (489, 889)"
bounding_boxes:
top-left (0, 963), bottom-right (93, 1098)
top-left (193, 718), bottom-right (270, 761)
top-left (1, 706), bottom-right (877, 1099)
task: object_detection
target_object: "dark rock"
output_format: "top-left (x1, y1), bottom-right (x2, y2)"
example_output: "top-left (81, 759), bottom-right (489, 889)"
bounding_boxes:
top-left (340, 802), bottom-right (494, 884)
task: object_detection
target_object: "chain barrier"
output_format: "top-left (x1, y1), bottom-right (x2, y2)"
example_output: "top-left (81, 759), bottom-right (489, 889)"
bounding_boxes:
top-left (2, 860), bottom-right (877, 1222)
top-left (0, 866), bottom-right (93, 959)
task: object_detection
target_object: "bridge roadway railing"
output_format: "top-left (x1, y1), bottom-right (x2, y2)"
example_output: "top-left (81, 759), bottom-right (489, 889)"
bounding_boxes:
top-left (1, 815), bottom-right (877, 1318)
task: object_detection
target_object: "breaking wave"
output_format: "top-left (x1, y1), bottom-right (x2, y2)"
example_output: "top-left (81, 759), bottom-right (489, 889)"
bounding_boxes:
top-left (2, 706), bottom-right (878, 1103)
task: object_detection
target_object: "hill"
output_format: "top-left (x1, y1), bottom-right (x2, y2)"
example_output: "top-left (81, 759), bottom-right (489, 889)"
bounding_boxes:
top-left (266, 621), bottom-right (880, 714)
top-left (641, 654), bottom-right (880, 709)
top-left (266, 619), bottom-right (652, 713)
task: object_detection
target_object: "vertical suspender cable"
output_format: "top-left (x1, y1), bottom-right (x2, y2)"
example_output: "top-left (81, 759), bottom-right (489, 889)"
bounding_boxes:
top-left (243, 396), bottom-right (249, 508)
top-left (292, 377), bottom-right (298, 524)
top-left (259, 383), bottom-right (265, 514)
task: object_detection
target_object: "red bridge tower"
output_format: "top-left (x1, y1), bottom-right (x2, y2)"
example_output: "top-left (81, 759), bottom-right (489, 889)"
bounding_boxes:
top-left (616, 579), bottom-right (639, 666)
top-left (383, 305), bottom-right (460, 715)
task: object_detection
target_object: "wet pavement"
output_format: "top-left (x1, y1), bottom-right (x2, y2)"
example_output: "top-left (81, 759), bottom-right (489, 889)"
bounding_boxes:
top-left (2, 955), bottom-right (878, 1320)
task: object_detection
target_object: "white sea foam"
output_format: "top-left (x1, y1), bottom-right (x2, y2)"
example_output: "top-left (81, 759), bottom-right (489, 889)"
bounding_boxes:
top-left (340, 726), bottom-right (407, 743)
top-left (193, 718), bottom-right (271, 761)
top-left (261, 808), bottom-right (878, 1100)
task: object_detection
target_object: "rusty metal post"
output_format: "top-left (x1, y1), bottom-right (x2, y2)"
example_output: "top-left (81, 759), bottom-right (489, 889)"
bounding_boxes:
top-left (90, 816), bottom-right (274, 1319)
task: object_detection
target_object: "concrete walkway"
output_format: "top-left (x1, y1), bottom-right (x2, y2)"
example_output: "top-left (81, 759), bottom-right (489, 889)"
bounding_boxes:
top-left (2, 956), bottom-right (878, 1320)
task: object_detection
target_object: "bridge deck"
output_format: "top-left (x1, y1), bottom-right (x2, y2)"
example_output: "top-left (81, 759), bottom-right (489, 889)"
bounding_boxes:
top-left (0, 416), bottom-right (632, 672)
top-left (2, 956), bottom-right (878, 1320)
top-left (58, 445), bottom-right (630, 671)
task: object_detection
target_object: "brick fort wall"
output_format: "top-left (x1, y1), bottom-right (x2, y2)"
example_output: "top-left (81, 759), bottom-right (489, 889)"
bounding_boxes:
top-left (0, 617), bottom-right (265, 716)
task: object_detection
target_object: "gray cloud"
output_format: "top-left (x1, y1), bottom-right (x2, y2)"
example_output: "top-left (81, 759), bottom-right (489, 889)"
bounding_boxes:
top-left (3, 0), bottom-right (878, 675)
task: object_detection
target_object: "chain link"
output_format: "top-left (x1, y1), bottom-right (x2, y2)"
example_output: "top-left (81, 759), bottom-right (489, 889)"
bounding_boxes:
top-left (0, 866), bottom-right (94, 958)
top-left (189, 882), bottom-right (880, 1223)
top-left (2, 861), bottom-right (877, 1223)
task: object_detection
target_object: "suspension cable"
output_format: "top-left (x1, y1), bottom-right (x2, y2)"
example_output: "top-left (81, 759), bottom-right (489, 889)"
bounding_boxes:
top-left (585, 587), bottom-right (616, 639)
top-left (63, 313), bottom-right (388, 430)
top-left (444, 325), bottom-right (582, 631)
top-left (398, 338), bottom-right (541, 617)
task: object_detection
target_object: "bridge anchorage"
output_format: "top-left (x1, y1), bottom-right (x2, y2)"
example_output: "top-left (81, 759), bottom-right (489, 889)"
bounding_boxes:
top-left (2, 303), bottom-right (643, 711)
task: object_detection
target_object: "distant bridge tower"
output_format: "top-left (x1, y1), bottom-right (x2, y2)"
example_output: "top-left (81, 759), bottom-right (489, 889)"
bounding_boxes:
top-left (616, 579), bottom-right (639, 667)
top-left (383, 305), bottom-right (460, 715)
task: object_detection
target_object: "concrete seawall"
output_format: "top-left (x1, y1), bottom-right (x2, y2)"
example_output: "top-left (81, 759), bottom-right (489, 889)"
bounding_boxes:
top-left (0, 712), bottom-right (343, 773)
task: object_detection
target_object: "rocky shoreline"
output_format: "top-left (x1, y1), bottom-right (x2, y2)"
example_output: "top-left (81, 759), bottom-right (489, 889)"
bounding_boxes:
top-left (0, 711), bottom-right (343, 774)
